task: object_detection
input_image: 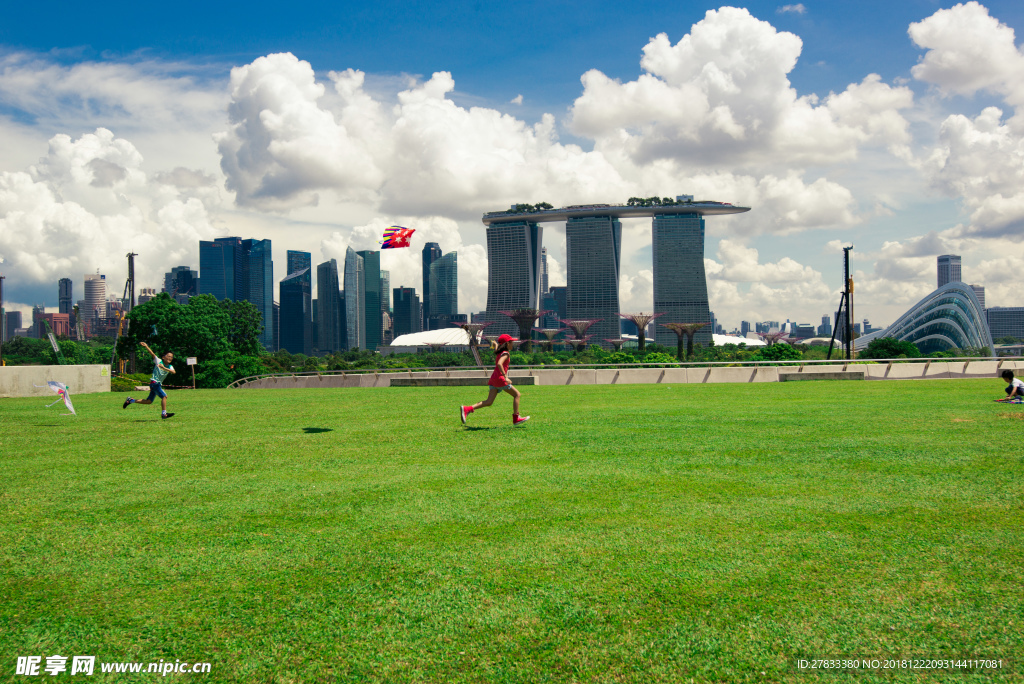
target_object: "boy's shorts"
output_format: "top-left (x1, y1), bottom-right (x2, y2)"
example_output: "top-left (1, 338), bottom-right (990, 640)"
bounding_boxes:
top-left (146, 381), bottom-right (168, 401)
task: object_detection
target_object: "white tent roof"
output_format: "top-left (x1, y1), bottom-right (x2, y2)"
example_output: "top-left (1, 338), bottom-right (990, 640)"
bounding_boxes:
top-left (713, 334), bottom-right (766, 347)
top-left (390, 328), bottom-right (472, 346)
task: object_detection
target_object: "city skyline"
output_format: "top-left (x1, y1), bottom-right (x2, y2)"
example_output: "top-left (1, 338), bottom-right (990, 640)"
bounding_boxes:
top-left (2, 1), bottom-right (1024, 330)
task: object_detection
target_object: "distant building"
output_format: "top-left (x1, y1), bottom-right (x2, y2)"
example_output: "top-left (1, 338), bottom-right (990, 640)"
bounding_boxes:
top-left (969, 284), bottom-right (985, 310)
top-left (937, 254), bottom-right (961, 288)
top-left (316, 259), bottom-right (343, 353)
top-left (393, 287), bottom-right (421, 338)
top-left (279, 268), bottom-right (312, 355)
top-left (653, 213), bottom-right (712, 348)
top-left (428, 251), bottom-right (458, 330)
top-left (381, 270), bottom-right (391, 314)
top-left (5, 310), bottom-right (22, 341)
top-left (199, 237), bottom-right (273, 350)
top-left (482, 219), bottom-right (544, 337)
top-left (548, 286), bottom-right (567, 325)
top-left (344, 248), bottom-right (364, 350)
top-left (422, 242), bottom-right (441, 330)
top-left (566, 215), bottom-right (622, 347)
top-left (83, 273), bottom-right (106, 338)
top-left (138, 288), bottom-right (157, 304)
top-left (58, 278), bottom-right (73, 314)
top-left (541, 246), bottom-right (549, 294)
top-left (357, 250), bottom-right (382, 351)
top-left (287, 250), bottom-right (311, 277)
top-left (163, 266), bottom-right (199, 297)
top-left (740, 321), bottom-right (751, 337)
top-left (272, 301), bottom-right (279, 352)
top-left (987, 307), bottom-right (1024, 341)
top-left (818, 314), bottom-right (832, 337)
top-left (35, 312), bottom-right (71, 338)
top-left (856, 282), bottom-right (992, 354)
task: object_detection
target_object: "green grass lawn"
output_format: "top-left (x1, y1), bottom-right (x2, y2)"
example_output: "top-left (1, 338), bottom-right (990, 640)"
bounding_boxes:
top-left (1, 380), bottom-right (1022, 683)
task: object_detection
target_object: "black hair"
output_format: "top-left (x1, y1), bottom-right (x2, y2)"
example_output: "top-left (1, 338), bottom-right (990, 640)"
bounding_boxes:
top-left (1002, 369), bottom-right (1015, 381)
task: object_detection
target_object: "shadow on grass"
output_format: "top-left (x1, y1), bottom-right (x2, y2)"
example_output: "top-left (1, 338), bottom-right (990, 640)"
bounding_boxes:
top-left (461, 426), bottom-right (492, 431)
top-left (303, 427), bottom-right (334, 434)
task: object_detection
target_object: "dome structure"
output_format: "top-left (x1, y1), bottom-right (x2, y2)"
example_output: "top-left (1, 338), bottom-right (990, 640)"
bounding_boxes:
top-left (855, 282), bottom-right (993, 355)
top-left (390, 328), bottom-right (472, 347)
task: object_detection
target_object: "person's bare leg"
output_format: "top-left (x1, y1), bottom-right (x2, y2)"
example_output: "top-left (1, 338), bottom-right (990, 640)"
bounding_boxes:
top-left (161, 396), bottom-right (168, 412)
top-left (472, 387), bottom-right (501, 410)
top-left (505, 386), bottom-right (521, 415)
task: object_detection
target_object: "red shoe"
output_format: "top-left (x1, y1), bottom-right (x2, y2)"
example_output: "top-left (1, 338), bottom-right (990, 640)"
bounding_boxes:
top-left (460, 406), bottom-right (471, 424)
top-left (513, 415), bottom-right (530, 426)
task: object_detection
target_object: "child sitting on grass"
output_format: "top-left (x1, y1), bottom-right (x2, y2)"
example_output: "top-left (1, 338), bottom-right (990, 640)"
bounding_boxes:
top-left (997, 369), bottom-right (1024, 403)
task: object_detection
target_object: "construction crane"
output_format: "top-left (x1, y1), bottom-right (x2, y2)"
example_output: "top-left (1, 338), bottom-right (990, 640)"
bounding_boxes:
top-left (42, 319), bottom-right (69, 365)
top-left (110, 252), bottom-right (138, 373)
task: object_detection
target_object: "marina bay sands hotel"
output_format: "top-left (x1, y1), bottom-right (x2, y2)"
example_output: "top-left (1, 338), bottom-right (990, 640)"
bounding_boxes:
top-left (482, 196), bottom-right (750, 348)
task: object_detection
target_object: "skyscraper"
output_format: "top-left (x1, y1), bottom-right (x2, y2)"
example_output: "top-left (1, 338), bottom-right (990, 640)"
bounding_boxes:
top-left (652, 213), bottom-right (712, 348)
top-left (393, 287), bottom-right (421, 338)
top-left (937, 254), bottom-right (962, 288)
top-left (83, 273), bottom-right (106, 338)
top-left (199, 237), bottom-right (243, 300)
top-left (429, 251), bottom-right (458, 329)
top-left (316, 259), bottom-right (343, 352)
top-left (541, 246), bottom-right (549, 294)
top-left (163, 266), bottom-right (199, 297)
top-left (344, 247), bottom-right (364, 350)
top-left (380, 270), bottom-right (391, 314)
top-left (421, 242), bottom-right (441, 329)
top-left (565, 215), bottom-right (622, 347)
top-left (483, 220), bottom-right (544, 336)
top-left (243, 238), bottom-right (274, 350)
top-left (279, 268), bottom-right (312, 355)
top-left (970, 284), bottom-right (985, 310)
top-left (357, 250), bottom-right (382, 351)
top-left (58, 278), bottom-right (73, 314)
top-left (287, 250), bottom-right (311, 276)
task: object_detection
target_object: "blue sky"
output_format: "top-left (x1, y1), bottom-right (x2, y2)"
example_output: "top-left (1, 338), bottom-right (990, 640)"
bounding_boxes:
top-left (2, 1), bottom-right (1024, 330)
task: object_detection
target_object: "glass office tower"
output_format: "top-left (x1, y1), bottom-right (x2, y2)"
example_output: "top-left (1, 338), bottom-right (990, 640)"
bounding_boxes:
top-left (652, 213), bottom-right (713, 348)
top-left (357, 250), bottom-right (382, 351)
top-left (565, 215), bottom-right (622, 347)
top-left (344, 247), bottom-right (364, 350)
top-left (429, 251), bottom-right (458, 329)
top-left (484, 220), bottom-right (543, 337)
top-left (316, 259), bottom-right (342, 352)
top-left (279, 268), bottom-right (312, 355)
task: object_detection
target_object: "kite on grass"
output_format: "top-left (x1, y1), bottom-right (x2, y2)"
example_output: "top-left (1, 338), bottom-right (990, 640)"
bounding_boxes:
top-left (35, 381), bottom-right (77, 416)
top-left (379, 226), bottom-right (415, 249)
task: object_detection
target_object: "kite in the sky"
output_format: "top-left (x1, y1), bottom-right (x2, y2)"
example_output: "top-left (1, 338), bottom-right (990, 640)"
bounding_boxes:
top-left (379, 226), bottom-right (415, 249)
top-left (35, 381), bottom-right (77, 416)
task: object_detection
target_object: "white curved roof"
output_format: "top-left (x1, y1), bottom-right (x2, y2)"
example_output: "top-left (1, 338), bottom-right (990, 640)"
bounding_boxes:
top-left (713, 334), bottom-right (766, 347)
top-left (390, 328), bottom-right (472, 346)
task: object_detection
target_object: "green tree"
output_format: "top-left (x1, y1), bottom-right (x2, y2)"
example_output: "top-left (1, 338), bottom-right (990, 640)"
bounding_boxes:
top-left (750, 343), bottom-right (802, 362)
top-left (858, 337), bottom-right (921, 360)
top-left (220, 298), bottom-right (264, 355)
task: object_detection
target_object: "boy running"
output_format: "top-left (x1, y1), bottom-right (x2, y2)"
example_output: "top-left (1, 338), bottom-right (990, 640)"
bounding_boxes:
top-left (123, 342), bottom-right (176, 419)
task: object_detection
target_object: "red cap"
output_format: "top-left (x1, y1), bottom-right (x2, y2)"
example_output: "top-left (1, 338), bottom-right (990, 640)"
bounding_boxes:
top-left (496, 334), bottom-right (518, 345)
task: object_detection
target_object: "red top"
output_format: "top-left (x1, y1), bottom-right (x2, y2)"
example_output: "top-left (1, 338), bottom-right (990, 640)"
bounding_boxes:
top-left (488, 351), bottom-right (511, 387)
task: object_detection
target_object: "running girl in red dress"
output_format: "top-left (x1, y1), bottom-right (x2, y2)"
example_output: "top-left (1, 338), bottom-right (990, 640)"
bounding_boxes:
top-left (460, 333), bottom-right (530, 426)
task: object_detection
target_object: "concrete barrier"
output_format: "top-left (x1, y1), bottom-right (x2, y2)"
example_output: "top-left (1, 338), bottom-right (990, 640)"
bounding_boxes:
top-left (391, 376), bottom-right (536, 387)
top-left (687, 366), bottom-right (780, 383)
top-left (779, 369), bottom-right (865, 381)
top-left (0, 364), bottom-right (111, 398)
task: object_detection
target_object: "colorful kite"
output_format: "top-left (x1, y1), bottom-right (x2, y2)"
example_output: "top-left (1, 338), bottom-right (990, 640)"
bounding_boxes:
top-left (35, 381), bottom-right (77, 416)
top-left (380, 226), bottom-right (415, 249)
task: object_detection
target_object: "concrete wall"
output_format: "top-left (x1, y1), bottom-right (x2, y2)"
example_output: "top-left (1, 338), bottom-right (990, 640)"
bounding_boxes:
top-left (235, 360), bottom-right (1024, 390)
top-left (0, 364), bottom-right (111, 398)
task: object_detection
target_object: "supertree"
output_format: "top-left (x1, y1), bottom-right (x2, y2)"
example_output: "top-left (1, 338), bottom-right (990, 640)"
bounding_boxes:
top-left (500, 309), bottom-right (548, 353)
top-left (559, 319), bottom-right (601, 354)
top-left (451, 321), bottom-right (493, 366)
top-left (604, 339), bottom-right (625, 351)
top-left (758, 331), bottom-right (794, 346)
top-left (660, 322), bottom-right (709, 361)
top-left (566, 335), bottom-right (594, 352)
top-left (533, 328), bottom-right (564, 353)
top-left (617, 312), bottom-right (665, 352)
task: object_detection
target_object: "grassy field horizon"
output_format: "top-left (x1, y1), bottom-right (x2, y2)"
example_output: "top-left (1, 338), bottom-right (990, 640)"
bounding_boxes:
top-left (2, 380), bottom-right (1022, 682)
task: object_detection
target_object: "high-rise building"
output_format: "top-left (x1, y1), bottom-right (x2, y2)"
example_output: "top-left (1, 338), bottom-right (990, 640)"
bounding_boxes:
top-left (287, 251), bottom-right (311, 277)
top-left (565, 215), bottom-right (622, 347)
top-left (987, 307), bottom-right (1024, 340)
top-left (58, 278), bottom-right (73, 314)
top-left (549, 286), bottom-right (567, 324)
top-left (818, 314), bottom-right (832, 337)
top-left (740, 321), bottom-right (751, 336)
top-left (138, 288), bottom-right (157, 304)
top-left (421, 242), bottom-right (441, 330)
top-left (83, 273), bottom-right (106, 338)
top-left (344, 248), bottom-right (364, 350)
top-left (163, 266), bottom-right (199, 297)
top-left (541, 246), bottom-right (549, 294)
top-left (428, 251), bottom-right (458, 330)
top-left (381, 270), bottom-right (391, 314)
top-left (279, 268), bottom-right (312, 355)
top-left (199, 237), bottom-right (243, 300)
top-left (316, 259), bottom-right (343, 352)
top-left (970, 284), bottom-right (985, 310)
top-left (272, 301), bottom-right (279, 352)
top-left (243, 238), bottom-right (274, 350)
top-left (483, 220), bottom-right (544, 337)
top-left (541, 292), bottom-right (559, 328)
top-left (357, 250), bottom-right (382, 351)
top-left (393, 287), bottom-right (421, 338)
top-left (652, 213), bottom-right (712, 348)
top-left (4, 310), bottom-right (22, 342)
top-left (937, 254), bottom-right (962, 288)
top-left (199, 237), bottom-right (272, 349)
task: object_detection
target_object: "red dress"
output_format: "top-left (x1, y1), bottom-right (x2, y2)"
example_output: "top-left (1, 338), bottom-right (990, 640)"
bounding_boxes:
top-left (488, 351), bottom-right (511, 388)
